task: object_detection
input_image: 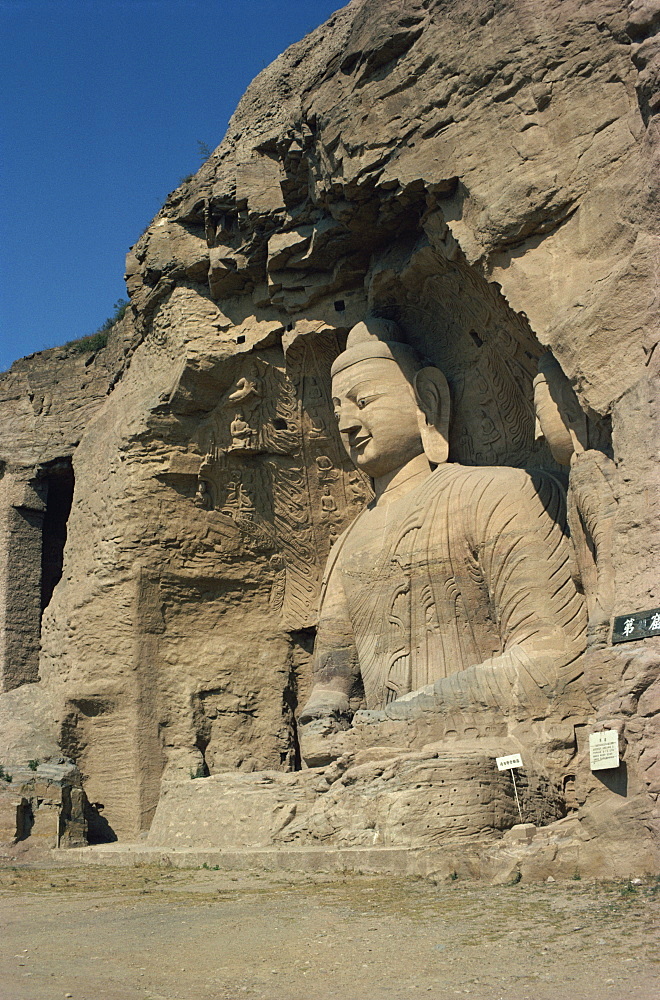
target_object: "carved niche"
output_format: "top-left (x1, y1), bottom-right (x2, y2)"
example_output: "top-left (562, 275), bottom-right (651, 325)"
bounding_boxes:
top-left (370, 238), bottom-right (547, 470)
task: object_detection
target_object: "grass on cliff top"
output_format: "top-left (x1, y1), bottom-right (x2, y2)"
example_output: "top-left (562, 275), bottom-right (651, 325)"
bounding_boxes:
top-left (61, 298), bottom-right (128, 355)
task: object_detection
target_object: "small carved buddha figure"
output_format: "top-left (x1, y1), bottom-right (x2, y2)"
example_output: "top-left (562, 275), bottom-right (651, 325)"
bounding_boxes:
top-left (299, 318), bottom-right (587, 726)
top-left (229, 413), bottom-right (255, 450)
top-left (533, 352), bottom-right (617, 646)
top-left (193, 479), bottom-right (212, 510)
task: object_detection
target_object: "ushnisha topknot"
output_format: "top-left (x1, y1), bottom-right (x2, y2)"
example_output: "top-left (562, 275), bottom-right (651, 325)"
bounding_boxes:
top-left (330, 316), bottom-right (422, 380)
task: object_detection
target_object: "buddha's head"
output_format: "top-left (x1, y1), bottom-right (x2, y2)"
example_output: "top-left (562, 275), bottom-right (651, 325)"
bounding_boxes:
top-left (331, 317), bottom-right (450, 480)
top-left (533, 353), bottom-right (588, 466)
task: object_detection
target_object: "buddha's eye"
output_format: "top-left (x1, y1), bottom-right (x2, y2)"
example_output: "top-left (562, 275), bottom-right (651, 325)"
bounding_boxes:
top-left (356, 397), bottom-right (367, 409)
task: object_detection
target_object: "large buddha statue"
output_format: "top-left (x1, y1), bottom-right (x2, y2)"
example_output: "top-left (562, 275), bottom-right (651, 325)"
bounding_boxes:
top-left (299, 318), bottom-right (588, 728)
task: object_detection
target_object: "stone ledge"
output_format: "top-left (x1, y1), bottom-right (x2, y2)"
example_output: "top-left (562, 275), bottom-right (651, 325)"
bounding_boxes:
top-left (56, 805), bottom-right (660, 881)
top-left (58, 843), bottom-right (482, 876)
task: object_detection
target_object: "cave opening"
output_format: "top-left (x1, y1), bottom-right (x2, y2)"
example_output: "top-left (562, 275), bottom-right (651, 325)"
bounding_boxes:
top-left (40, 458), bottom-right (74, 616)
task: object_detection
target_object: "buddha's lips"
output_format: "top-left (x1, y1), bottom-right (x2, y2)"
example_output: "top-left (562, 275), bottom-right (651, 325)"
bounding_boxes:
top-left (349, 435), bottom-right (371, 451)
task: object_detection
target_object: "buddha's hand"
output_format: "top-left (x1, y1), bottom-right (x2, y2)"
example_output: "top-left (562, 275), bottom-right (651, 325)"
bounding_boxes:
top-left (298, 689), bottom-right (351, 726)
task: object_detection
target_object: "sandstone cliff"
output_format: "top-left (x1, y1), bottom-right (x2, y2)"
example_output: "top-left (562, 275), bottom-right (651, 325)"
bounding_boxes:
top-left (1, 0), bottom-right (658, 858)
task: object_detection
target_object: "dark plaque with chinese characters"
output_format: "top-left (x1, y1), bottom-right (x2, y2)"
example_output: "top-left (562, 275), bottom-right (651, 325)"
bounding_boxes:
top-left (612, 608), bottom-right (660, 644)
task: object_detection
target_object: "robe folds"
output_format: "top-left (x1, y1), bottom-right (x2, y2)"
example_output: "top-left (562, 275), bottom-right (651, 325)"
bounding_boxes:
top-left (312, 463), bottom-right (587, 715)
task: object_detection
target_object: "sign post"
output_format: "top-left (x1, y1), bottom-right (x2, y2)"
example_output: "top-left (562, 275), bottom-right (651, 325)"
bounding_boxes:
top-left (495, 753), bottom-right (524, 822)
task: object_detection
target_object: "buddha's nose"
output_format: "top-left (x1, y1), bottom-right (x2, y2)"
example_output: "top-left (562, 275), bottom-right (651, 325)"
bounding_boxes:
top-left (337, 404), bottom-right (361, 435)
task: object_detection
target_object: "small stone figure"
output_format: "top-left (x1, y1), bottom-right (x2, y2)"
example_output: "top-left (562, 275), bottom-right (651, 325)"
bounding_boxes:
top-left (228, 374), bottom-right (261, 407)
top-left (229, 413), bottom-right (255, 450)
top-left (193, 479), bottom-right (212, 510)
top-left (533, 352), bottom-right (617, 646)
top-left (225, 368), bottom-right (262, 452)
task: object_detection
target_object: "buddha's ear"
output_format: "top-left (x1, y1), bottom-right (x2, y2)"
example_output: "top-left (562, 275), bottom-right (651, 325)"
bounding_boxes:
top-left (413, 367), bottom-right (451, 464)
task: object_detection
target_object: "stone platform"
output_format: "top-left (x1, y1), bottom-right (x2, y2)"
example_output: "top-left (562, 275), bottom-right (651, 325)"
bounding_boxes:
top-left (56, 742), bottom-right (584, 881)
top-left (51, 818), bottom-right (600, 884)
top-left (60, 806), bottom-right (658, 883)
top-left (143, 744), bottom-right (563, 853)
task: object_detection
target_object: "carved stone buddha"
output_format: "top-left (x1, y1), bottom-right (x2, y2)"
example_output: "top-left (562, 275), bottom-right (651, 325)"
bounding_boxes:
top-left (299, 318), bottom-right (588, 729)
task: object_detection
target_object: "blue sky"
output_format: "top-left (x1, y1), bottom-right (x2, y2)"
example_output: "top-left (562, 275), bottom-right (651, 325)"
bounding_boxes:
top-left (0, 0), bottom-right (344, 372)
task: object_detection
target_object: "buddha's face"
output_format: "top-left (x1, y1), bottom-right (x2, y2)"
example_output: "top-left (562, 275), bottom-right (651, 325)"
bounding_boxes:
top-left (332, 359), bottom-right (424, 478)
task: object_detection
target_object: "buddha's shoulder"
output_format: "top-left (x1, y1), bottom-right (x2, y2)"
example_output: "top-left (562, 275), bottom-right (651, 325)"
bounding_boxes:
top-left (428, 463), bottom-right (565, 497)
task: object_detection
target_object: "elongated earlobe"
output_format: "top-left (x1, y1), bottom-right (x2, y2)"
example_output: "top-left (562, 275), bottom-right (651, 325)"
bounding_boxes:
top-left (414, 367), bottom-right (451, 464)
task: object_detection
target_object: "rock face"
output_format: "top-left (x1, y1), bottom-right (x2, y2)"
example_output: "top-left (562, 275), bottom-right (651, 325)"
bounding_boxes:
top-left (0, 0), bottom-right (658, 871)
top-left (147, 744), bottom-right (565, 851)
top-left (0, 329), bottom-right (134, 691)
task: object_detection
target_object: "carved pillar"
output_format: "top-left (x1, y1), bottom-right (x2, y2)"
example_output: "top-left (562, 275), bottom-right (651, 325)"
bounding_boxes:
top-left (132, 566), bottom-right (167, 832)
top-left (0, 467), bottom-right (47, 691)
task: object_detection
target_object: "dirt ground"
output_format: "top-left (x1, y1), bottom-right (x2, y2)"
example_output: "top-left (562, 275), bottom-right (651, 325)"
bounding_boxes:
top-left (0, 854), bottom-right (658, 1000)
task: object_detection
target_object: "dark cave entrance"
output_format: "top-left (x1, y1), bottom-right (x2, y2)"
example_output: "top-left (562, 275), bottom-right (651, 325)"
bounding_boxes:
top-left (0, 457), bottom-right (74, 690)
top-left (40, 458), bottom-right (75, 616)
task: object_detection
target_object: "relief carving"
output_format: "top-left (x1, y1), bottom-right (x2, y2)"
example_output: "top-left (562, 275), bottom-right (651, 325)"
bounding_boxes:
top-left (188, 336), bottom-right (370, 628)
top-left (533, 352), bottom-right (617, 646)
top-left (380, 246), bottom-right (543, 469)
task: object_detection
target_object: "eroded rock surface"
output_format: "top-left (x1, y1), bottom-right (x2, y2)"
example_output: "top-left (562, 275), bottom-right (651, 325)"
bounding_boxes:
top-left (0, 0), bottom-right (658, 867)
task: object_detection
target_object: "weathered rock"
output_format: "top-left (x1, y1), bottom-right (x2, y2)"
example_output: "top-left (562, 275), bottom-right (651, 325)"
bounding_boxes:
top-left (147, 742), bottom-right (565, 851)
top-left (0, 787), bottom-right (28, 843)
top-left (0, 0), bottom-right (657, 871)
top-left (0, 314), bottom-right (135, 693)
top-left (0, 758), bottom-right (87, 848)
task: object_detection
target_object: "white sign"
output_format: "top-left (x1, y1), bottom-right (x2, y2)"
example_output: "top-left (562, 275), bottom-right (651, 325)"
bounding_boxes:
top-left (589, 730), bottom-right (620, 771)
top-left (496, 753), bottom-right (523, 771)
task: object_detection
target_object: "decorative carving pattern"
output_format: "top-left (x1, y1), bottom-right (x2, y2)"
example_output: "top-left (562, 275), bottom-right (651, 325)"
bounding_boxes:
top-left (378, 248), bottom-right (543, 468)
top-left (276, 331), bottom-right (371, 627)
top-left (190, 335), bottom-right (371, 629)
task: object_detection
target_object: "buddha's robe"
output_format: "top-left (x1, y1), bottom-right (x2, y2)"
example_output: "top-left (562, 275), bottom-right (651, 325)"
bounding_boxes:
top-left (311, 463), bottom-right (587, 716)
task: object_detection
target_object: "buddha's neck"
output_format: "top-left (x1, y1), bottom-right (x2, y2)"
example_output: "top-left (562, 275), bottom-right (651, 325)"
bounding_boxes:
top-left (373, 453), bottom-right (432, 505)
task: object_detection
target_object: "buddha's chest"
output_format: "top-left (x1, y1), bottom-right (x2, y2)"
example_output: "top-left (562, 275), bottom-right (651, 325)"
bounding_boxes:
top-left (338, 500), bottom-right (454, 592)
